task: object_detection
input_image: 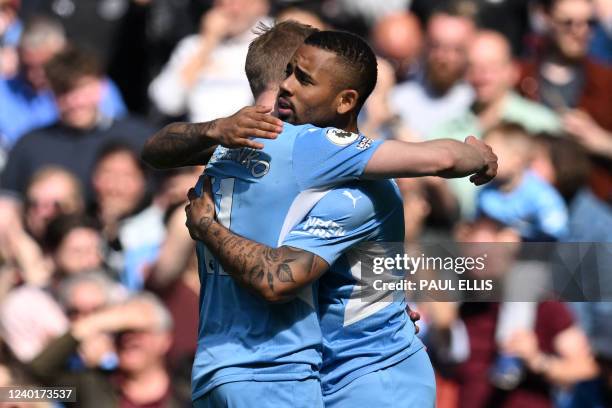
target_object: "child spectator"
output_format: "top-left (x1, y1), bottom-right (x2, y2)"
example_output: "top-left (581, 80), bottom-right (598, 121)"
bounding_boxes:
top-left (477, 123), bottom-right (569, 241)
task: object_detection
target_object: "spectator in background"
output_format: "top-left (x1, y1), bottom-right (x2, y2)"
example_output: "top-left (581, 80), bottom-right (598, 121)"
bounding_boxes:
top-left (519, 0), bottom-right (612, 204)
top-left (0, 0), bottom-right (21, 78)
top-left (331, 0), bottom-right (410, 29)
top-left (276, 6), bottom-right (328, 30)
top-left (0, 167), bottom-right (86, 294)
top-left (411, 0), bottom-right (533, 56)
top-left (55, 272), bottom-right (125, 372)
top-left (434, 31), bottom-right (561, 140)
top-left (0, 167), bottom-right (87, 291)
top-left (23, 166), bottom-right (84, 241)
top-left (359, 56), bottom-right (460, 236)
top-left (359, 57), bottom-right (414, 142)
top-left (43, 214), bottom-right (105, 278)
top-left (18, 0), bottom-right (132, 67)
top-left (0, 16), bottom-right (127, 152)
top-left (0, 16), bottom-right (65, 152)
top-left (476, 123), bottom-right (569, 241)
top-left (28, 293), bottom-right (185, 408)
top-left (1, 46), bottom-right (153, 201)
top-left (146, 203), bottom-right (199, 400)
top-left (371, 11), bottom-right (423, 82)
top-left (531, 133), bottom-right (591, 203)
top-left (0, 286), bottom-right (69, 362)
top-left (107, 0), bottom-right (213, 115)
top-left (519, 0), bottom-right (609, 113)
top-left (90, 142), bottom-right (162, 290)
top-left (431, 31), bottom-right (560, 216)
top-left (427, 218), bottom-right (598, 408)
top-left (391, 3), bottom-right (475, 138)
top-left (148, 0), bottom-right (270, 122)
top-left (457, 298), bottom-right (597, 408)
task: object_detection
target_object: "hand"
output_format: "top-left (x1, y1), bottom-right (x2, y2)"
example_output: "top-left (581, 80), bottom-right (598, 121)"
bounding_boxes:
top-left (563, 110), bottom-right (612, 159)
top-left (185, 177), bottom-right (216, 241)
top-left (407, 307), bottom-right (421, 334)
top-left (73, 296), bottom-right (164, 340)
top-left (211, 106), bottom-right (283, 150)
top-left (465, 136), bottom-right (498, 185)
top-left (503, 329), bottom-right (540, 366)
top-left (78, 334), bottom-right (115, 368)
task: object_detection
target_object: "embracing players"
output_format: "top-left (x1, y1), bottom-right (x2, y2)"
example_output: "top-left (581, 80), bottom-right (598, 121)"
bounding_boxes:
top-left (143, 22), bottom-right (497, 407)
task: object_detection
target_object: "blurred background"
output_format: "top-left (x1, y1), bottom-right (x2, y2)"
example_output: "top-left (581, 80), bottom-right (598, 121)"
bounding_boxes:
top-left (0, 0), bottom-right (612, 407)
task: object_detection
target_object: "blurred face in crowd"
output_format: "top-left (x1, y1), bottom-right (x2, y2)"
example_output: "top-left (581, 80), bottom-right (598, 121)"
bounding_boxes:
top-left (278, 45), bottom-right (354, 127)
top-left (65, 280), bottom-right (107, 320)
top-left (93, 150), bottom-right (146, 222)
top-left (55, 228), bottom-right (103, 275)
top-left (117, 328), bottom-right (171, 374)
top-left (0, 0), bottom-right (17, 30)
top-left (372, 12), bottom-right (423, 79)
top-left (25, 171), bottom-right (83, 239)
top-left (55, 75), bottom-right (103, 130)
top-left (426, 13), bottom-right (474, 93)
top-left (483, 131), bottom-right (532, 183)
top-left (548, 0), bottom-right (594, 60)
top-left (467, 32), bottom-right (517, 106)
top-left (19, 41), bottom-right (63, 91)
top-left (276, 8), bottom-right (327, 30)
top-left (213, 0), bottom-right (268, 37)
top-left (455, 217), bottom-right (521, 278)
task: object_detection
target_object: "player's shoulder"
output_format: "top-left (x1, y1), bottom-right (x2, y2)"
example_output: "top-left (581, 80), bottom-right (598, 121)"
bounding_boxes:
top-left (282, 122), bottom-right (309, 133)
top-left (320, 181), bottom-right (397, 217)
top-left (278, 122), bottom-right (315, 140)
top-left (294, 125), bottom-right (372, 151)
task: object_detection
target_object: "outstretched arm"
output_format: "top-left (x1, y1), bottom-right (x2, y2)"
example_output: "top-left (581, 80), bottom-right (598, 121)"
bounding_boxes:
top-left (141, 106), bottom-right (284, 169)
top-left (364, 136), bottom-right (498, 185)
top-left (185, 179), bottom-right (328, 303)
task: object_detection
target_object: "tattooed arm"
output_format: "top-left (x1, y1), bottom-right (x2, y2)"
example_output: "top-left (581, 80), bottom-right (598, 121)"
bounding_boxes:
top-left (142, 121), bottom-right (219, 168)
top-left (141, 106), bottom-right (284, 169)
top-left (185, 181), bottom-right (329, 303)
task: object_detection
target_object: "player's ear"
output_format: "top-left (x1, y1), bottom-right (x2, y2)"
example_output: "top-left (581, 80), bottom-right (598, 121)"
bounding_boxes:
top-left (336, 89), bottom-right (359, 115)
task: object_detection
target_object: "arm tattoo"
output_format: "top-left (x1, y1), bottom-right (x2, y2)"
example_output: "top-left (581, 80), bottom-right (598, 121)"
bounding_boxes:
top-left (197, 222), bottom-right (326, 300)
top-left (142, 121), bottom-right (218, 168)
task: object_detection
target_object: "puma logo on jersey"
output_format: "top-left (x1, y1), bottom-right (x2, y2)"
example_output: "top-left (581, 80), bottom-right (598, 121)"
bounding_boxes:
top-left (343, 191), bottom-right (363, 208)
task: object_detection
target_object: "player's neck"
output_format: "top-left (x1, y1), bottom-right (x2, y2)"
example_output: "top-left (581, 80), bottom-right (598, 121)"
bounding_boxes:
top-left (334, 113), bottom-right (359, 134)
top-left (255, 89), bottom-right (278, 116)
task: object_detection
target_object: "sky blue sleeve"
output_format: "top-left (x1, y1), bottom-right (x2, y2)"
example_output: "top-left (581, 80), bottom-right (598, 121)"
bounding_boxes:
top-left (535, 187), bottom-right (569, 240)
top-left (281, 188), bottom-right (380, 265)
top-left (292, 127), bottom-right (382, 190)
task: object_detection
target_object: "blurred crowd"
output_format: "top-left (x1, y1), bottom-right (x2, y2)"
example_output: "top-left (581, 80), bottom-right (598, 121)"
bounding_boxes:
top-left (0, 0), bottom-right (612, 407)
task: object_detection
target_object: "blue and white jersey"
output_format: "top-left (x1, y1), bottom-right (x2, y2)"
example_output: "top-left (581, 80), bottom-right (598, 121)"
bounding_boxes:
top-left (282, 180), bottom-right (425, 395)
top-left (191, 123), bottom-right (382, 400)
top-left (476, 170), bottom-right (569, 241)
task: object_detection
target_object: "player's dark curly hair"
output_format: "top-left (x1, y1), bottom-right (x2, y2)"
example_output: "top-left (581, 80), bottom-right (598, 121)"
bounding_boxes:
top-left (304, 30), bottom-right (378, 109)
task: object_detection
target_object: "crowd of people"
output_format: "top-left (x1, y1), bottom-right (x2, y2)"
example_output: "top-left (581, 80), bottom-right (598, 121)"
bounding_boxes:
top-left (0, 0), bottom-right (611, 407)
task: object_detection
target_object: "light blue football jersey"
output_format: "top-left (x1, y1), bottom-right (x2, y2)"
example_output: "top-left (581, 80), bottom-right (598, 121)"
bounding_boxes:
top-left (282, 180), bottom-right (425, 395)
top-left (191, 123), bottom-right (382, 400)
